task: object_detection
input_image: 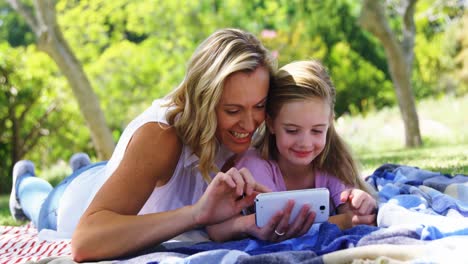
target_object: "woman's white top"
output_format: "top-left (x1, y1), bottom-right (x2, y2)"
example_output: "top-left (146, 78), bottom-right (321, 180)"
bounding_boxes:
top-left (38, 99), bottom-right (233, 242)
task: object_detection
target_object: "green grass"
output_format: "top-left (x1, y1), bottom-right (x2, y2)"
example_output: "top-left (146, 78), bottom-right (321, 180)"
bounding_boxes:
top-left (0, 195), bottom-right (27, 226)
top-left (358, 143), bottom-right (468, 176)
top-left (1, 94), bottom-right (467, 226)
top-left (336, 94), bottom-right (468, 176)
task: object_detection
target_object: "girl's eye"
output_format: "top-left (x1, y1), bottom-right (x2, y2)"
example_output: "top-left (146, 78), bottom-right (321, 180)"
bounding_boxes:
top-left (255, 103), bottom-right (265, 109)
top-left (285, 129), bottom-right (298, 134)
top-left (312, 130), bottom-right (323, 134)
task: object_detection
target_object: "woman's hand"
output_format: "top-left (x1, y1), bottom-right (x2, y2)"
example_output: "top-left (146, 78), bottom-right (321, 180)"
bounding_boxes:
top-left (340, 188), bottom-right (377, 226)
top-left (191, 167), bottom-right (270, 226)
top-left (244, 200), bottom-right (316, 242)
top-left (205, 193), bottom-right (316, 242)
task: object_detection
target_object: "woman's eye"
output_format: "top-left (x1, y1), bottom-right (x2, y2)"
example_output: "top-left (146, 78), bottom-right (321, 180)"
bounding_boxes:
top-left (285, 129), bottom-right (298, 134)
top-left (225, 109), bottom-right (239, 115)
top-left (255, 103), bottom-right (265, 109)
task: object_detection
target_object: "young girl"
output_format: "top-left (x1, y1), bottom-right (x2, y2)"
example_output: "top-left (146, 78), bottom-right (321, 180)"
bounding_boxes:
top-left (249, 59), bottom-right (377, 227)
top-left (207, 60), bottom-right (377, 242)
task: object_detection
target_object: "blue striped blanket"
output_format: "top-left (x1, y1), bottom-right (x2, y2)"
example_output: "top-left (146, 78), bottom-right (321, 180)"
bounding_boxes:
top-left (20, 164), bottom-right (467, 264)
top-left (115, 164), bottom-right (468, 263)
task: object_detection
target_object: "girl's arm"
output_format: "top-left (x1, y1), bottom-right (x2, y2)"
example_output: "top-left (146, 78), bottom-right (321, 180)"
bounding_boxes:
top-left (72, 123), bottom-right (261, 261)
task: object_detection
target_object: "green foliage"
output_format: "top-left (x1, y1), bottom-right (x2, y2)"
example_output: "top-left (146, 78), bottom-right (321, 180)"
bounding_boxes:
top-left (0, 43), bottom-right (95, 193)
top-left (260, 23), bottom-right (328, 66)
top-left (329, 42), bottom-right (395, 116)
top-left (299, 0), bottom-right (389, 75)
top-left (0, 43), bottom-right (57, 193)
top-left (413, 33), bottom-right (446, 98)
top-left (0, 2), bottom-right (35, 47)
top-left (454, 12), bottom-right (468, 94)
top-left (0, 0), bottom-right (466, 194)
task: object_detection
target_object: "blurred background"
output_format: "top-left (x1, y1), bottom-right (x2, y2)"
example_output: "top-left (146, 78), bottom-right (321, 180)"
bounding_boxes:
top-left (0, 0), bottom-right (467, 195)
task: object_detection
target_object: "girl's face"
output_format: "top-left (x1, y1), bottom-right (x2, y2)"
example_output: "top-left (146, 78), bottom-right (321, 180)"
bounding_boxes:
top-left (215, 66), bottom-right (269, 154)
top-left (268, 97), bottom-right (330, 167)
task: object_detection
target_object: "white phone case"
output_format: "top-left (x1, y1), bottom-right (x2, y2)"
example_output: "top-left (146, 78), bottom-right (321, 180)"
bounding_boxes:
top-left (255, 188), bottom-right (330, 227)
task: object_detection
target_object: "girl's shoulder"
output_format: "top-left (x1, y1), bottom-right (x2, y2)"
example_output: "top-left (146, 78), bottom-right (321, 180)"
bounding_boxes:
top-left (315, 170), bottom-right (346, 188)
top-left (236, 148), bottom-right (284, 192)
top-left (237, 148), bottom-right (265, 164)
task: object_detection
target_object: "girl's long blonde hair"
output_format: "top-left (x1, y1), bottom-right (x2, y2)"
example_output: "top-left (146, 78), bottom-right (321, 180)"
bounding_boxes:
top-left (165, 28), bottom-right (276, 182)
top-left (256, 60), bottom-right (370, 192)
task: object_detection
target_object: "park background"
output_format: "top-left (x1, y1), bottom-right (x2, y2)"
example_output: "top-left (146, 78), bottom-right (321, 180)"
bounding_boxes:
top-left (0, 0), bottom-right (467, 223)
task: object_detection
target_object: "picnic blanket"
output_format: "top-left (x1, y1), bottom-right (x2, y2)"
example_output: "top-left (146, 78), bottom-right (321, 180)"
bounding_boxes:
top-left (0, 224), bottom-right (70, 264)
top-left (1, 163), bottom-right (467, 264)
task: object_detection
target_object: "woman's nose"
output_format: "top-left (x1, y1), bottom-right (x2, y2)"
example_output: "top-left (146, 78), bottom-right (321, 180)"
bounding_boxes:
top-left (240, 111), bottom-right (256, 132)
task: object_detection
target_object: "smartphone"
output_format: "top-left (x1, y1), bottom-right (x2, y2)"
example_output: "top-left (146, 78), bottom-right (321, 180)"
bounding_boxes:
top-left (255, 188), bottom-right (330, 227)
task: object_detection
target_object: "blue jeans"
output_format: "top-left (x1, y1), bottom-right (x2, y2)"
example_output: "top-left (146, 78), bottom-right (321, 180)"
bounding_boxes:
top-left (17, 161), bottom-right (107, 231)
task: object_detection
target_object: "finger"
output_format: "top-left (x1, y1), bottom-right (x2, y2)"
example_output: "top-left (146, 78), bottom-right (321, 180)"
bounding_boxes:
top-left (238, 168), bottom-right (256, 196)
top-left (275, 200), bottom-right (294, 237)
top-left (236, 191), bottom-right (257, 210)
top-left (352, 214), bottom-right (376, 226)
top-left (254, 182), bottom-right (272, 194)
top-left (350, 191), bottom-right (364, 210)
top-left (365, 197), bottom-right (377, 214)
top-left (242, 214), bottom-right (274, 241)
top-left (226, 168), bottom-right (245, 196)
top-left (262, 210), bottom-right (284, 240)
top-left (214, 172), bottom-right (236, 189)
top-left (340, 189), bottom-right (352, 203)
top-left (285, 204), bottom-right (311, 237)
top-left (297, 210), bottom-right (316, 236)
top-left (355, 198), bottom-right (370, 215)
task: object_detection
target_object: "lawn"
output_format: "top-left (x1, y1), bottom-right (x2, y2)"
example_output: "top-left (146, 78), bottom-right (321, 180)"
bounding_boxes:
top-left (1, 94), bottom-right (467, 226)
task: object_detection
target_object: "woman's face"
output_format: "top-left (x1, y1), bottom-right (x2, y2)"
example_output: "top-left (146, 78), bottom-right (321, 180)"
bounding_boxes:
top-left (268, 97), bottom-right (330, 167)
top-left (215, 66), bottom-right (270, 154)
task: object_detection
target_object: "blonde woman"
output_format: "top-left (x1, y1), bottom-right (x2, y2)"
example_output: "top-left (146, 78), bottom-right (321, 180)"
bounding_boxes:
top-left (10, 28), bottom-right (278, 261)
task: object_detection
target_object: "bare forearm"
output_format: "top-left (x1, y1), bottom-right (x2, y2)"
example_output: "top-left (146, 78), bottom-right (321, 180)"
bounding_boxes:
top-left (206, 214), bottom-right (248, 242)
top-left (72, 205), bottom-right (198, 262)
top-left (328, 214), bottom-right (353, 230)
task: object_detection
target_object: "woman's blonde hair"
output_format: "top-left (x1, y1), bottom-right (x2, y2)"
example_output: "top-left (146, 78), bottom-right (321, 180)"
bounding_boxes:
top-left (165, 28), bottom-right (276, 183)
top-left (256, 60), bottom-right (370, 192)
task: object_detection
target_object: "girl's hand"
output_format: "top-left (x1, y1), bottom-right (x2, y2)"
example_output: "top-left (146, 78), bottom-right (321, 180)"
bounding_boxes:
top-left (340, 188), bottom-right (377, 226)
top-left (244, 200), bottom-right (316, 242)
top-left (191, 167), bottom-right (270, 226)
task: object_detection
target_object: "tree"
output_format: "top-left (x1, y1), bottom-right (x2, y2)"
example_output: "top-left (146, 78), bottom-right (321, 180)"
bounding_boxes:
top-left (0, 44), bottom-right (62, 193)
top-left (359, 0), bottom-right (423, 147)
top-left (7, 0), bottom-right (115, 159)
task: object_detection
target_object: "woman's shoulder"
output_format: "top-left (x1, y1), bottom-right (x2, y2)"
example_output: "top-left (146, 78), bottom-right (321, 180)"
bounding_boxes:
top-left (128, 99), bottom-right (182, 152)
top-left (133, 122), bottom-right (181, 150)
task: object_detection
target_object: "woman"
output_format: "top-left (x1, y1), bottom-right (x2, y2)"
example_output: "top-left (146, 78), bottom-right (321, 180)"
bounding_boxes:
top-left (10, 28), bottom-right (278, 261)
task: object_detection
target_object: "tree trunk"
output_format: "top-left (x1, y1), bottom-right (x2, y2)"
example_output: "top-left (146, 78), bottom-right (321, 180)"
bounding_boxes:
top-left (8, 0), bottom-right (115, 159)
top-left (359, 0), bottom-right (422, 147)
